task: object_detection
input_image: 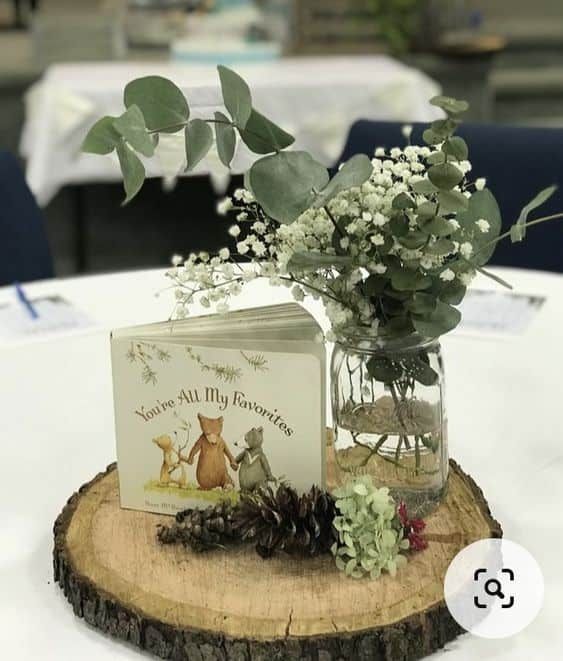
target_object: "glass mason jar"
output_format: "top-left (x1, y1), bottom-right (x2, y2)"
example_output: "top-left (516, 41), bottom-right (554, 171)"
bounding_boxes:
top-left (331, 330), bottom-right (448, 518)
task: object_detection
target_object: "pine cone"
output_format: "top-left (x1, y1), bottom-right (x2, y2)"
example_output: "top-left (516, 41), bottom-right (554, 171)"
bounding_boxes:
top-left (157, 500), bottom-right (239, 553)
top-left (233, 484), bottom-right (337, 559)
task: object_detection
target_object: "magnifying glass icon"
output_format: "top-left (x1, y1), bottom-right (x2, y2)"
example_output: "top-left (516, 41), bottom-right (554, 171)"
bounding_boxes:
top-left (484, 578), bottom-right (505, 600)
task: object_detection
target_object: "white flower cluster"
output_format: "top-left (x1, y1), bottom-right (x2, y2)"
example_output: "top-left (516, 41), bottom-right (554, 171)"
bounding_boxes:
top-left (169, 144), bottom-right (491, 335)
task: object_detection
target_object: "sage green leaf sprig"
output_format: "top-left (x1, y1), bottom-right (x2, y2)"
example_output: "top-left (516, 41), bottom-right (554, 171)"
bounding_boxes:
top-left (81, 65), bottom-right (373, 221)
top-left (82, 69), bottom-right (563, 344)
top-left (332, 476), bottom-right (409, 580)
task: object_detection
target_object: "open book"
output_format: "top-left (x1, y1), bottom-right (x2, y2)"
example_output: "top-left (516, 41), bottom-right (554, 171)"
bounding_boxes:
top-left (111, 303), bottom-right (326, 515)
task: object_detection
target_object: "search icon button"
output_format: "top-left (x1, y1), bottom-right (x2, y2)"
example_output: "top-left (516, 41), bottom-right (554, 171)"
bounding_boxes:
top-left (484, 578), bottom-right (505, 600)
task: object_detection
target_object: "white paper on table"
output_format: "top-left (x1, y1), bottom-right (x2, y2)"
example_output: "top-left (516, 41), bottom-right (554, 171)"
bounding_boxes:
top-left (456, 289), bottom-right (545, 336)
top-left (0, 295), bottom-right (96, 343)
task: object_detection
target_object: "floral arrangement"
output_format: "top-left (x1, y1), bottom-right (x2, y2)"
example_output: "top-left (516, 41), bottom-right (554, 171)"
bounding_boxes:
top-left (83, 66), bottom-right (560, 347)
top-left (84, 65), bottom-right (562, 526)
top-left (157, 476), bottom-right (426, 579)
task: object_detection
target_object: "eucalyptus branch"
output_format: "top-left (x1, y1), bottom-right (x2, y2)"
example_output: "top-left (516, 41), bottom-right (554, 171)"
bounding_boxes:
top-left (457, 257), bottom-right (513, 290)
top-left (472, 212), bottom-right (563, 260)
top-left (324, 205), bottom-right (344, 237)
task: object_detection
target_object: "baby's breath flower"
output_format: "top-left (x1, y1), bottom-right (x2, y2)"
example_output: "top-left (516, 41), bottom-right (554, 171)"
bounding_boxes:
top-left (236, 241), bottom-right (249, 255)
top-left (171, 254), bottom-right (183, 266)
top-left (476, 218), bottom-right (490, 233)
top-left (371, 233), bottom-right (385, 246)
top-left (218, 247), bottom-right (230, 261)
top-left (292, 285), bottom-right (305, 302)
top-left (228, 224), bottom-right (241, 237)
top-left (439, 268), bottom-right (456, 282)
top-left (216, 198), bottom-right (233, 215)
top-left (458, 270), bottom-right (476, 286)
top-left (401, 124), bottom-right (413, 140)
top-left (460, 242), bottom-right (473, 259)
top-left (475, 177), bottom-right (486, 191)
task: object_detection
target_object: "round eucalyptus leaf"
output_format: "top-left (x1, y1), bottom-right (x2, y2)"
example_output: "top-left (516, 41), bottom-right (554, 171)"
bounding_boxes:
top-left (391, 269), bottom-right (432, 292)
top-left (287, 252), bottom-right (353, 272)
top-left (406, 292), bottom-right (437, 315)
top-left (430, 95), bottom-right (469, 115)
top-left (366, 356), bottom-right (403, 383)
top-left (438, 189), bottom-right (469, 214)
top-left (426, 238), bottom-right (455, 256)
top-left (313, 154), bottom-right (373, 208)
top-left (392, 192), bottom-right (415, 210)
top-left (419, 215), bottom-right (453, 237)
top-left (124, 76), bottom-right (189, 132)
top-left (431, 118), bottom-right (460, 138)
top-left (249, 151), bottom-right (329, 224)
top-left (214, 111), bottom-right (236, 167)
top-left (184, 119), bottom-right (213, 171)
top-left (238, 108), bottom-right (294, 154)
top-left (82, 116), bottom-right (120, 155)
top-left (364, 274), bottom-right (388, 297)
top-left (113, 105), bottom-right (155, 157)
top-left (404, 354), bottom-right (439, 386)
top-left (412, 300), bottom-right (461, 337)
top-left (442, 136), bottom-right (468, 161)
top-left (411, 178), bottom-right (437, 195)
top-left (423, 128), bottom-right (443, 146)
top-left (416, 201), bottom-right (438, 219)
top-left (438, 281), bottom-right (466, 305)
top-left (116, 141), bottom-right (145, 204)
top-left (389, 214), bottom-right (410, 237)
top-left (398, 230), bottom-right (427, 249)
top-left (217, 65), bottom-right (252, 128)
top-left (426, 151), bottom-right (446, 166)
top-left (428, 162), bottom-right (464, 190)
top-left (455, 189), bottom-right (502, 265)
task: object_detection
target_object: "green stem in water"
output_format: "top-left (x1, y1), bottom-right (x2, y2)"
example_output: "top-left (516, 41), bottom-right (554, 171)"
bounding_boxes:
top-left (415, 436), bottom-right (421, 474)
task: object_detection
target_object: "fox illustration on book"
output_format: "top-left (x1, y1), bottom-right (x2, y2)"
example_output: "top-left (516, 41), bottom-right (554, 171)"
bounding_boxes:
top-left (152, 433), bottom-right (189, 489)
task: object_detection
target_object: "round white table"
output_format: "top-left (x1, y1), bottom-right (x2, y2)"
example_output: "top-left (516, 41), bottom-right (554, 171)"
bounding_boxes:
top-left (1, 267), bottom-right (561, 660)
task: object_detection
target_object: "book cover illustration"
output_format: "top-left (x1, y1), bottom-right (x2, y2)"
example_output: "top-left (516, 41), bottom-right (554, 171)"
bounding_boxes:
top-left (112, 339), bottom-right (324, 515)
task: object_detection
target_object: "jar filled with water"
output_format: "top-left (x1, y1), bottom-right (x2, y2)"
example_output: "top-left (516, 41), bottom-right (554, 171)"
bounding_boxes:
top-left (331, 331), bottom-right (448, 518)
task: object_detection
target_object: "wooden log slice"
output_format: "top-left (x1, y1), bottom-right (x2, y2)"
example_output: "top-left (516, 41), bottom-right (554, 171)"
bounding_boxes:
top-left (54, 458), bottom-right (501, 661)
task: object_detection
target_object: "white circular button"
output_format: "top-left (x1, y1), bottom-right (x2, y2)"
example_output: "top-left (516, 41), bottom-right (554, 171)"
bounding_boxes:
top-left (444, 538), bottom-right (544, 639)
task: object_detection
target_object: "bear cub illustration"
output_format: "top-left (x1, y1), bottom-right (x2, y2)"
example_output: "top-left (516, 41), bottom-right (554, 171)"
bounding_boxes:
top-left (187, 413), bottom-right (238, 490)
top-left (236, 426), bottom-right (274, 491)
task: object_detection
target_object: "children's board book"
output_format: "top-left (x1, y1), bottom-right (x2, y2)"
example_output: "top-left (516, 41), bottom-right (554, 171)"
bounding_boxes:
top-left (110, 303), bottom-right (326, 515)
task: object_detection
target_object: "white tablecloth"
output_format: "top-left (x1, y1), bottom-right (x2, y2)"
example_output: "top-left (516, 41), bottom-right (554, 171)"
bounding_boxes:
top-left (1, 267), bottom-right (562, 659)
top-left (20, 56), bottom-right (441, 206)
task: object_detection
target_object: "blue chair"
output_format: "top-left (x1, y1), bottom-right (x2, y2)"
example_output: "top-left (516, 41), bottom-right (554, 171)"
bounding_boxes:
top-left (0, 151), bottom-right (53, 286)
top-left (336, 121), bottom-right (563, 273)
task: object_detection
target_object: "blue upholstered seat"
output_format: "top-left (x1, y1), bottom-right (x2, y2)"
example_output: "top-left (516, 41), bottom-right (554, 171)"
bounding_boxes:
top-left (336, 121), bottom-right (563, 272)
top-left (0, 151), bottom-right (53, 286)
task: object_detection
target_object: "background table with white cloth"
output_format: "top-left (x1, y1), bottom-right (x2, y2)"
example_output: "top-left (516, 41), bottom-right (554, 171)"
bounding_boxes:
top-left (20, 56), bottom-right (441, 206)
top-left (0, 266), bottom-right (562, 659)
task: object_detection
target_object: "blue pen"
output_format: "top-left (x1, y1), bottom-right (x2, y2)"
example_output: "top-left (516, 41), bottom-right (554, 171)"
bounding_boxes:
top-left (14, 282), bottom-right (39, 320)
